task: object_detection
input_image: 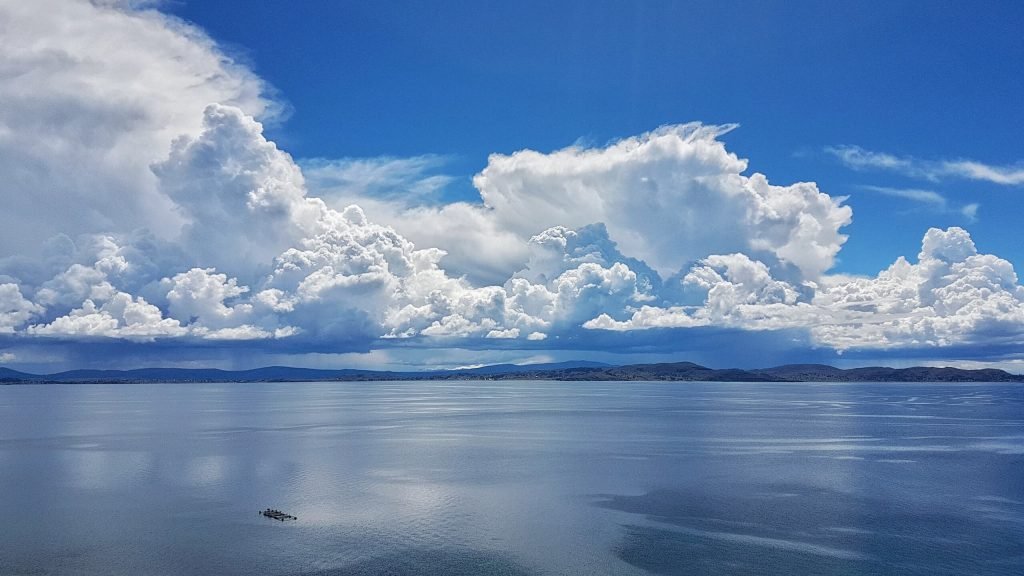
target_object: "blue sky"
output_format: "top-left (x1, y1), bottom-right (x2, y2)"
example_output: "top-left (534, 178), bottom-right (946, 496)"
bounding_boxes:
top-left (0, 0), bottom-right (1023, 371)
top-left (167, 0), bottom-right (1024, 276)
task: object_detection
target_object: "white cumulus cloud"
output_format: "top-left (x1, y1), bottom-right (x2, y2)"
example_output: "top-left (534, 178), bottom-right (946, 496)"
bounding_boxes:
top-left (1, 1), bottom-right (1022, 366)
top-left (0, 284), bottom-right (42, 333)
top-left (153, 105), bottom-right (321, 280)
top-left (0, 0), bottom-right (273, 268)
top-left (589, 227), bottom-right (1024, 352)
top-left (475, 124), bottom-right (852, 280)
top-left (29, 292), bottom-right (185, 341)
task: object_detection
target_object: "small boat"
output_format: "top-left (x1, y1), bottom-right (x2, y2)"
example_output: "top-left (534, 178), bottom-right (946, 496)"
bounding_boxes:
top-left (260, 508), bottom-right (297, 521)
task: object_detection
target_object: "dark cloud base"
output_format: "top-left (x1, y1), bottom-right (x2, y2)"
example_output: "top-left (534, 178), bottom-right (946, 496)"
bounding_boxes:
top-left (6, 326), bottom-right (1019, 373)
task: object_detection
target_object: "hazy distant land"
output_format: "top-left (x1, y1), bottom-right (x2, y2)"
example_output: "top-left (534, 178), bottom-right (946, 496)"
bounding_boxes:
top-left (2, 361), bottom-right (1021, 384)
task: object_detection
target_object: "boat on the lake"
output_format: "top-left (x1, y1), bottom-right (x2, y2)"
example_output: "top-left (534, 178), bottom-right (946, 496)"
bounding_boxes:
top-left (260, 508), bottom-right (297, 521)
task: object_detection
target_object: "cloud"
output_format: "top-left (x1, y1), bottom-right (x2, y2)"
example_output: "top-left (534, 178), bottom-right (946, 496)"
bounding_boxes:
top-left (516, 224), bottom-right (660, 293)
top-left (590, 227), bottom-right (1024, 352)
top-left (813, 227), bottom-right (1024, 349)
top-left (163, 268), bottom-right (255, 330)
top-left (858, 185), bottom-right (978, 221)
top-left (860, 185), bottom-right (947, 207)
top-left (302, 155), bottom-right (454, 204)
top-left (317, 212), bottom-right (650, 341)
top-left (153, 104), bottom-right (320, 280)
top-left (476, 124), bottom-right (852, 280)
top-left (943, 160), bottom-right (1024, 186)
top-left (339, 200), bottom-right (533, 287)
top-left (8, 92), bottom-right (1024, 358)
top-left (29, 292), bottom-right (186, 341)
top-left (21, 236), bottom-right (184, 341)
top-left (317, 124), bottom-right (853, 287)
top-left (825, 146), bottom-right (920, 176)
top-left (1, 284), bottom-right (42, 333)
top-left (585, 252), bottom-right (816, 332)
top-left (0, 0), bottom-right (274, 271)
top-left (2, 1), bottom-right (1023, 368)
top-left (827, 145), bottom-right (1024, 186)
top-left (300, 156), bottom-right (533, 286)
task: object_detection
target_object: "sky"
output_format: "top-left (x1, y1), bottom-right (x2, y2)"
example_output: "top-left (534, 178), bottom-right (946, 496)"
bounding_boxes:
top-left (1, 0), bottom-right (1023, 372)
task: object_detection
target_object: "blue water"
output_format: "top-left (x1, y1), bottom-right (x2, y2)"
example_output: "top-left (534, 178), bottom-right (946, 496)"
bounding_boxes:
top-left (0, 381), bottom-right (1021, 575)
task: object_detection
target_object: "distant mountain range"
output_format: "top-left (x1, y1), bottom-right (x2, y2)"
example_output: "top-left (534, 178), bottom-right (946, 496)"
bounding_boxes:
top-left (1, 361), bottom-right (1021, 383)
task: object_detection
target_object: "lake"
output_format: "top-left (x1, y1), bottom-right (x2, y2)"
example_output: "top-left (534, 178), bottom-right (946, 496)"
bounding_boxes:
top-left (0, 381), bottom-right (1022, 575)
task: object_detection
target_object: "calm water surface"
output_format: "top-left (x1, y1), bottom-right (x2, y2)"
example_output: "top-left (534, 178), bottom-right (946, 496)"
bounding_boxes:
top-left (0, 381), bottom-right (1022, 575)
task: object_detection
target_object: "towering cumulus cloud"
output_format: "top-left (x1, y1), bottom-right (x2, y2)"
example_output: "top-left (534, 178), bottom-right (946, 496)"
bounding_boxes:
top-left (811, 228), bottom-right (1024, 350)
top-left (474, 124), bottom-right (851, 280)
top-left (1, 0), bottom-right (1023, 368)
top-left (153, 105), bottom-right (321, 280)
top-left (0, 0), bottom-right (271, 264)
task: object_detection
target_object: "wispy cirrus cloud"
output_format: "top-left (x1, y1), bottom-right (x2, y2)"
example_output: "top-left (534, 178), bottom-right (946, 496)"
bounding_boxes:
top-left (943, 160), bottom-right (1024, 186)
top-left (858, 185), bottom-right (978, 222)
top-left (960, 203), bottom-right (980, 222)
top-left (827, 145), bottom-right (1024, 186)
top-left (301, 155), bottom-right (455, 204)
top-left (860, 185), bottom-right (947, 206)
